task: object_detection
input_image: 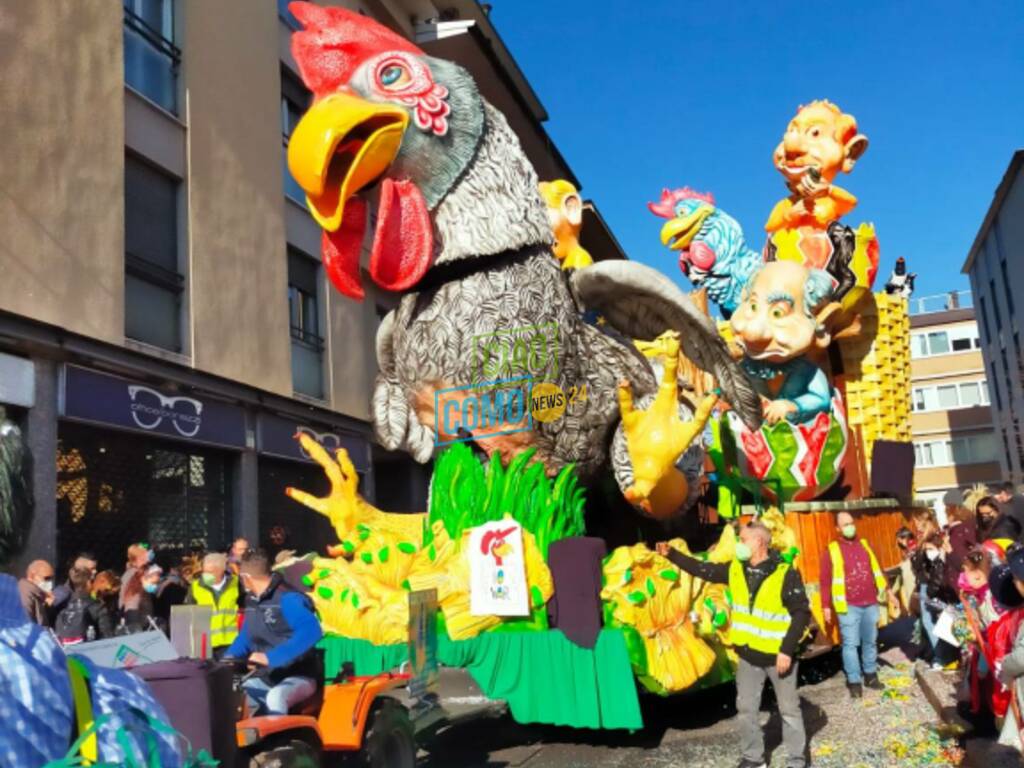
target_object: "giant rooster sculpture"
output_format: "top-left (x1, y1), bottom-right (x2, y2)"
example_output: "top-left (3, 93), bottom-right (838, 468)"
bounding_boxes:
top-left (284, 2), bottom-right (760, 519)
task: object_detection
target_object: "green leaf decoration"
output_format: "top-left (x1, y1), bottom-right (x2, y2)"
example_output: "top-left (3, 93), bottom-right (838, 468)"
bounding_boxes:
top-left (351, 592), bottom-right (360, 608)
top-left (426, 443), bottom-right (586, 557)
top-left (360, 552), bottom-right (373, 565)
top-left (378, 546), bottom-right (390, 563)
top-left (401, 579), bottom-right (411, 591)
top-left (356, 523), bottom-right (370, 533)
top-left (341, 540), bottom-right (355, 553)
top-left (626, 591), bottom-right (646, 605)
top-left (358, 529), bottom-right (370, 541)
top-left (316, 586), bottom-right (333, 600)
top-left (397, 542), bottom-right (417, 555)
top-left (317, 568), bottom-right (331, 579)
top-left (659, 569), bottom-right (680, 581)
top-left (623, 568), bottom-right (632, 584)
top-left (645, 577), bottom-right (656, 597)
top-left (301, 574), bottom-right (314, 587)
top-left (428, 543), bottom-right (436, 562)
top-left (340, 588), bottom-right (349, 600)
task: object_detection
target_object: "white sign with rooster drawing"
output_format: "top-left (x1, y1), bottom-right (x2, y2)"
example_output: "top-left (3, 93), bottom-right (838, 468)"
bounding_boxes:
top-left (469, 521), bottom-right (530, 617)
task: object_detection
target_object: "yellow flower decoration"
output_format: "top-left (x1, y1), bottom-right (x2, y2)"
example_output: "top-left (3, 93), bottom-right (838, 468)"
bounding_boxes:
top-left (601, 539), bottom-right (717, 693)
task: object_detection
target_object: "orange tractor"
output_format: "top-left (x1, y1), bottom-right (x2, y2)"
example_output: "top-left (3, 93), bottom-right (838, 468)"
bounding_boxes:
top-left (233, 661), bottom-right (417, 768)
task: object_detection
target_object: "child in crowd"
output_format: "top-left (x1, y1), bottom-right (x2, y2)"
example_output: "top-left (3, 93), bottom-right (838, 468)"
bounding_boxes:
top-left (957, 547), bottom-right (1004, 724)
top-left (889, 527), bottom-right (917, 618)
top-left (988, 548), bottom-right (1024, 752)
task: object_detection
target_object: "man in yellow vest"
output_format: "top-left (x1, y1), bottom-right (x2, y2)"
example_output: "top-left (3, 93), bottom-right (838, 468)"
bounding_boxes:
top-left (820, 511), bottom-right (887, 698)
top-left (188, 552), bottom-right (241, 658)
top-left (660, 520), bottom-right (810, 768)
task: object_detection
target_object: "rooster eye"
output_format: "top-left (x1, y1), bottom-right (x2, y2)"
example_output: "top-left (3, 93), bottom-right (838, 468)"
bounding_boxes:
top-left (379, 64), bottom-right (408, 89)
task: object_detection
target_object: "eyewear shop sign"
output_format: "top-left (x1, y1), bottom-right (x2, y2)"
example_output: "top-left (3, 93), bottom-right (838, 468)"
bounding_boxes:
top-left (61, 365), bottom-right (247, 449)
top-left (259, 413), bottom-right (370, 472)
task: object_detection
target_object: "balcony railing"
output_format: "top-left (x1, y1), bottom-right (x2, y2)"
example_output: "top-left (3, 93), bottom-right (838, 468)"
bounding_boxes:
top-left (124, 4), bottom-right (181, 114)
top-left (908, 290), bottom-right (974, 315)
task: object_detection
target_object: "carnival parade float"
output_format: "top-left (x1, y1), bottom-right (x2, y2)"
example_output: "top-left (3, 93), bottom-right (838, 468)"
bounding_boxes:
top-left (274, 2), bottom-right (919, 729)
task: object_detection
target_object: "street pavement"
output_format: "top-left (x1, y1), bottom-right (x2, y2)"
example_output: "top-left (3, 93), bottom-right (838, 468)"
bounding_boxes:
top-left (422, 648), bottom-right (971, 768)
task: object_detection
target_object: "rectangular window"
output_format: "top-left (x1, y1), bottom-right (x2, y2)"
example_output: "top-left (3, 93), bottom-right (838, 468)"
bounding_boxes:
top-left (288, 250), bottom-right (324, 399)
top-left (911, 381), bottom-right (989, 412)
top-left (124, 154), bottom-right (184, 352)
top-left (1001, 259), bottom-right (1015, 315)
top-left (951, 336), bottom-right (973, 352)
top-left (959, 382), bottom-right (981, 407)
top-left (926, 331), bottom-right (950, 355)
top-left (281, 70), bottom-right (310, 203)
top-left (991, 363), bottom-right (1003, 410)
top-left (911, 334), bottom-right (928, 358)
top-left (123, 0), bottom-right (180, 114)
top-left (936, 384), bottom-right (959, 409)
top-left (991, 280), bottom-right (1003, 331)
top-left (1002, 348), bottom-right (1011, 401)
top-left (979, 295), bottom-right (991, 344)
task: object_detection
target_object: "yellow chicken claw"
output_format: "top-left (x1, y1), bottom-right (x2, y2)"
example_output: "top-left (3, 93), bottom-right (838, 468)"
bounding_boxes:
top-left (618, 332), bottom-right (719, 518)
top-left (286, 431), bottom-right (425, 543)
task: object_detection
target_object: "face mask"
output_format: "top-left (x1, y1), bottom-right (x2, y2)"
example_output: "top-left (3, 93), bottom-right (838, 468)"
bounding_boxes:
top-left (38, 579), bottom-right (53, 593)
top-left (735, 543), bottom-right (752, 562)
top-left (201, 573), bottom-right (216, 586)
top-left (926, 549), bottom-right (940, 561)
top-left (143, 582), bottom-right (158, 594)
top-left (842, 525), bottom-right (856, 539)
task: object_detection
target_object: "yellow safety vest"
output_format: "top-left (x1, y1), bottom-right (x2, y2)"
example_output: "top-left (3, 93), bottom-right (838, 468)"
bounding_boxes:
top-left (190, 576), bottom-right (240, 648)
top-left (828, 539), bottom-right (886, 614)
top-left (728, 558), bottom-right (793, 656)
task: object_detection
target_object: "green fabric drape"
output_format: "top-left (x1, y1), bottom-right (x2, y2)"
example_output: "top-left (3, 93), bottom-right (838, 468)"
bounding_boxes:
top-left (318, 629), bottom-right (642, 730)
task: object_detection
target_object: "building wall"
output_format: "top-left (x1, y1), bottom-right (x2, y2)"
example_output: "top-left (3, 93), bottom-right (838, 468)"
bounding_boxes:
top-left (966, 158), bottom-right (1024, 484)
top-left (184, 0), bottom-right (293, 397)
top-left (0, 1), bottom-right (125, 344)
top-left (908, 312), bottom-right (1000, 509)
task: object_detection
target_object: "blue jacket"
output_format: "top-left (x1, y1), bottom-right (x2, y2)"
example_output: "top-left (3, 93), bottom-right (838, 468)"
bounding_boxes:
top-left (226, 573), bottom-right (322, 682)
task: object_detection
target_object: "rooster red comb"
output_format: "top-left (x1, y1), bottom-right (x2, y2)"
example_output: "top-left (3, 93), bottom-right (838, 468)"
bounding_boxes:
top-left (289, 1), bottom-right (424, 97)
top-left (647, 187), bottom-right (716, 219)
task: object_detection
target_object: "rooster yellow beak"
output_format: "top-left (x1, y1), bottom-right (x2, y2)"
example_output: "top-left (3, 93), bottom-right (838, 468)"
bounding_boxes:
top-left (659, 205), bottom-right (713, 250)
top-left (287, 93), bottom-right (409, 232)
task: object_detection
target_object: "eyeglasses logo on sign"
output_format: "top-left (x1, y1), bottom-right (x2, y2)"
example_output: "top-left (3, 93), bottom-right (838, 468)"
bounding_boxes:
top-left (296, 426), bottom-right (343, 459)
top-left (127, 386), bottom-right (204, 437)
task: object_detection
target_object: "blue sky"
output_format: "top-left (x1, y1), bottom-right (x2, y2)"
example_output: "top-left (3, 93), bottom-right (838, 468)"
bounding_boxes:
top-left (490, 0), bottom-right (1023, 301)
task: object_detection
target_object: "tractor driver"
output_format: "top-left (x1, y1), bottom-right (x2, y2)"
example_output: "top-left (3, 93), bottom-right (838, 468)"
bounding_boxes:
top-left (226, 549), bottom-right (323, 715)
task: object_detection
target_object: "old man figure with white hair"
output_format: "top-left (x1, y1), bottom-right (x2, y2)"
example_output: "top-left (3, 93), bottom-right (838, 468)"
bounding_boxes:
top-left (659, 521), bottom-right (811, 768)
top-left (187, 551), bottom-right (241, 659)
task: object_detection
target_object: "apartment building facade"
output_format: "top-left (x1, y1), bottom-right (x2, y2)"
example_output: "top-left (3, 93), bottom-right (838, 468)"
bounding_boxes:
top-left (962, 149), bottom-right (1024, 487)
top-left (0, 0), bottom-right (624, 574)
top-left (909, 297), bottom-right (1001, 518)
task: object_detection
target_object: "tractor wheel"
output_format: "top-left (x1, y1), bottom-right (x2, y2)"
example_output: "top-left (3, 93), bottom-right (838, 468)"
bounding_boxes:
top-left (359, 699), bottom-right (416, 768)
top-left (249, 739), bottom-right (320, 768)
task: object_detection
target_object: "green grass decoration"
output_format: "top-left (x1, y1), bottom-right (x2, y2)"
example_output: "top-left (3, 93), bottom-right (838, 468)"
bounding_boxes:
top-left (427, 443), bottom-right (586, 557)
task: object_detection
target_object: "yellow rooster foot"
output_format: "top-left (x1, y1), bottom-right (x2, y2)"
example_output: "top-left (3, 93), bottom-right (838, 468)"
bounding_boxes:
top-left (618, 338), bottom-right (719, 517)
top-left (633, 330), bottom-right (681, 360)
top-left (286, 432), bottom-right (367, 541)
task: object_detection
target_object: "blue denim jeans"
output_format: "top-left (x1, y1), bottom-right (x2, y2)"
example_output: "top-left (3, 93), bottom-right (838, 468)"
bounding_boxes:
top-left (837, 603), bottom-right (879, 684)
top-left (242, 675), bottom-right (317, 715)
top-left (919, 584), bottom-right (939, 648)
